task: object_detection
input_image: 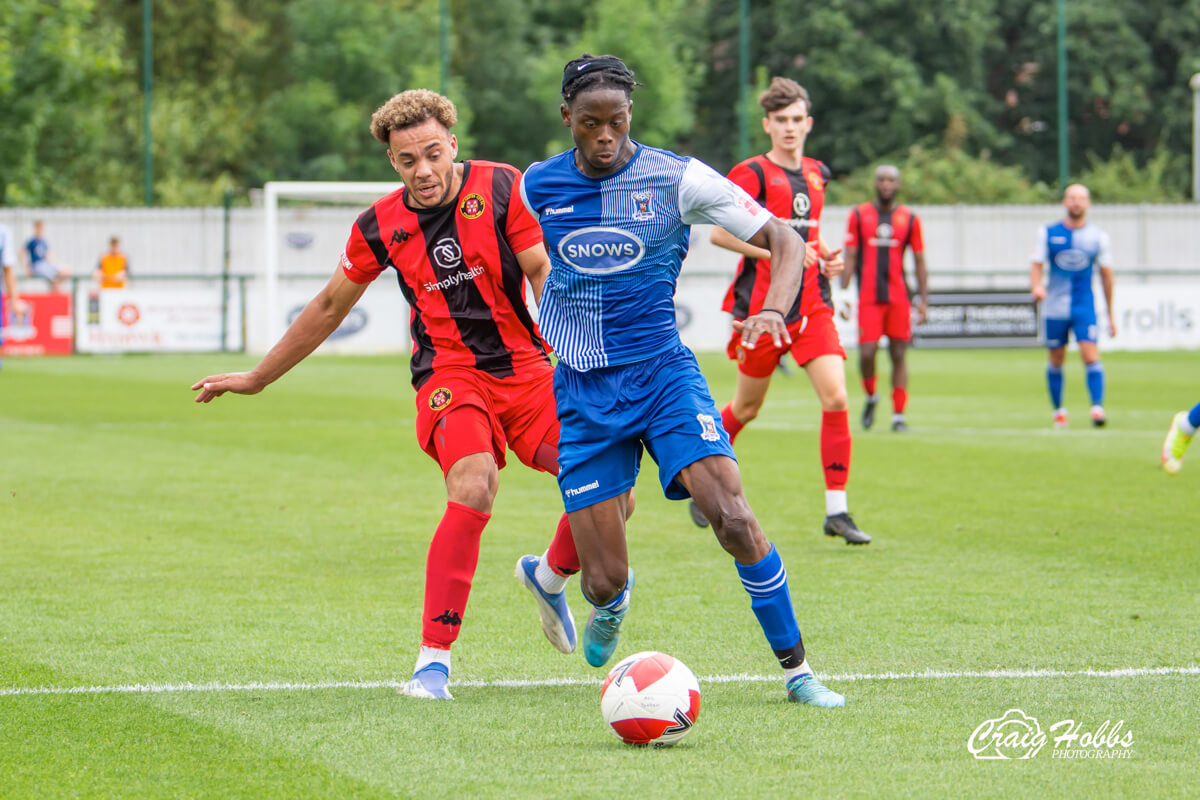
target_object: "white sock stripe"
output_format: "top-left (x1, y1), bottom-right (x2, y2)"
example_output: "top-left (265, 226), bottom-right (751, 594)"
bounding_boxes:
top-left (2, 665), bottom-right (1196, 697)
top-left (738, 564), bottom-right (786, 594)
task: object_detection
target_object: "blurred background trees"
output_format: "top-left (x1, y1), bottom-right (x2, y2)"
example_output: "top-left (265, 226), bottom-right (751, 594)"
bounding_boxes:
top-left (3, 0), bottom-right (1198, 206)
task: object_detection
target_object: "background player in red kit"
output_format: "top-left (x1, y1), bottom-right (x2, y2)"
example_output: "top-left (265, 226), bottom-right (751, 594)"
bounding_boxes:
top-left (699, 77), bottom-right (870, 545)
top-left (841, 165), bottom-right (928, 432)
top-left (192, 90), bottom-right (582, 700)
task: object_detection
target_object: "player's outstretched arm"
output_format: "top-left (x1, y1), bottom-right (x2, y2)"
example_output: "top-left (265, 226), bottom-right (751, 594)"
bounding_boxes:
top-left (192, 268), bottom-right (368, 403)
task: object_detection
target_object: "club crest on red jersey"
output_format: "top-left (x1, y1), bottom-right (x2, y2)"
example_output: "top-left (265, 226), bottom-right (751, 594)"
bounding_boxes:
top-left (428, 387), bottom-right (453, 410)
top-left (460, 193), bottom-right (486, 220)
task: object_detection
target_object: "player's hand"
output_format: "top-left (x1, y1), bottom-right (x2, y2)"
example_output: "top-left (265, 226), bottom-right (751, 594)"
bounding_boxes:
top-left (818, 245), bottom-right (844, 279)
top-left (802, 242), bottom-right (819, 270)
top-left (191, 372), bottom-right (265, 403)
top-left (838, 299), bottom-right (853, 322)
top-left (1108, 320), bottom-right (1117, 338)
top-left (1031, 285), bottom-right (1046, 301)
top-left (733, 311), bottom-right (792, 350)
top-left (11, 297), bottom-right (29, 315)
top-left (917, 301), bottom-right (928, 324)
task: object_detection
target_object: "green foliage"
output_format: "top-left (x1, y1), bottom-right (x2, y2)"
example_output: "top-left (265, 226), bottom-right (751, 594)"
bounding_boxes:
top-left (826, 143), bottom-right (1055, 205)
top-left (0, 0), bottom-right (132, 205)
top-left (3, 0), bottom-right (1199, 205)
top-left (1076, 144), bottom-right (1190, 202)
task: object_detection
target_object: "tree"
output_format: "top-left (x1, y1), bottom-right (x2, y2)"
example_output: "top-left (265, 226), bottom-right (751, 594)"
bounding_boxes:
top-left (0, 0), bottom-right (133, 205)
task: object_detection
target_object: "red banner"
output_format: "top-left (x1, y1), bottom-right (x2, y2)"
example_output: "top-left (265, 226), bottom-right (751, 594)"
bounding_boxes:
top-left (2, 292), bottom-right (74, 355)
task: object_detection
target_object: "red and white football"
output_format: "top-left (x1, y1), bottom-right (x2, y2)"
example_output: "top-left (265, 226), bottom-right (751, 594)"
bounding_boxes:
top-left (600, 651), bottom-right (701, 747)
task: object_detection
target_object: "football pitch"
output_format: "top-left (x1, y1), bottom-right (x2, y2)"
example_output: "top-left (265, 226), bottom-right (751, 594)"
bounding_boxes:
top-left (2, 349), bottom-right (1196, 798)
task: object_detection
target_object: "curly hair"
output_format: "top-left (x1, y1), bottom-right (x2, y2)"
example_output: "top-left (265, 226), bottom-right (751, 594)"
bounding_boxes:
top-left (369, 90), bottom-right (458, 145)
top-left (758, 77), bottom-right (811, 115)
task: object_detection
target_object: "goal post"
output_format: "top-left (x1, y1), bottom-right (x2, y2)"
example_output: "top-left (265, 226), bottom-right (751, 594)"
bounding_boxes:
top-left (262, 181), bottom-right (401, 348)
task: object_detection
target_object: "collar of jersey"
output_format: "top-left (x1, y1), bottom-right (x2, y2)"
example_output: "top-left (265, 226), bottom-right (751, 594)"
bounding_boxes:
top-left (570, 141), bottom-right (643, 182)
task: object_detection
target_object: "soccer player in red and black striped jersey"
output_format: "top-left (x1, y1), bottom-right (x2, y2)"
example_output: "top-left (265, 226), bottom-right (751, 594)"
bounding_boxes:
top-left (702, 77), bottom-right (870, 545)
top-left (191, 90), bottom-right (584, 700)
top-left (841, 165), bottom-right (928, 432)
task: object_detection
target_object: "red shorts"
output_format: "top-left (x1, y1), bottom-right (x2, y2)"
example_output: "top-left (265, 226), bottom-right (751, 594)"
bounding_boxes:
top-left (414, 366), bottom-right (558, 475)
top-left (726, 309), bottom-right (846, 378)
top-left (858, 301), bottom-right (912, 344)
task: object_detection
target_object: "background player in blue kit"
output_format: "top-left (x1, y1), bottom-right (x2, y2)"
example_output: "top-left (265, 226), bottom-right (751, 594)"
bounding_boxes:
top-left (1030, 184), bottom-right (1115, 428)
top-left (519, 54), bottom-right (843, 707)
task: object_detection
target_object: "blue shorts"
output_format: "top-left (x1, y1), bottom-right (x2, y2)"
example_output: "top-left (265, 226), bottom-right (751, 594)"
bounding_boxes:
top-left (1045, 314), bottom-right (1097, 348)
top-left (553, 343), bottom-right (736, 512)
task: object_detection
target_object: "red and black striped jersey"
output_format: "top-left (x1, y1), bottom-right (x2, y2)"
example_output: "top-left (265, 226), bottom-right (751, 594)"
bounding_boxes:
top-left (721, 154), bottom-right (833, 323)
top-left (845, 202), bottom-right (923, 304)
top-left (341, 160), bottom-right (551, 389)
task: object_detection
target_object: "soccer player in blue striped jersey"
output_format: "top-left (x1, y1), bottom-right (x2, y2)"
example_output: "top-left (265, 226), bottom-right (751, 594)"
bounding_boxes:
top-left (518, 54), bottom-right (844, 707)
top-left (1030, 184), bottom-right (1115, 428)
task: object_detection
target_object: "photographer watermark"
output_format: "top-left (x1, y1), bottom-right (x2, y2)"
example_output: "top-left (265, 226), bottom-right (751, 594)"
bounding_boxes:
top-left (968, 708), bottom-right (1134, 760)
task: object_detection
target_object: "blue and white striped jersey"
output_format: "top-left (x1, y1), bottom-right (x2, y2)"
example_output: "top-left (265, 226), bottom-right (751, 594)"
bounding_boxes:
top-left (520, 143), bottom-right (768, 371)
top-left (1032, 221), bottom-right (1112, 320)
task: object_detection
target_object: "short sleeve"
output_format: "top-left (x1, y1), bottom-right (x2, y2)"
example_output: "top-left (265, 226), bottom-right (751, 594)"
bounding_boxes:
top-left (505, 168), bottom-right (544, 255)
top-left (844, 208), bottom-right (861, 249)
top-left (0, 227), bottom-right (17, 268)
top-left (341, 216), bottom-right (387, 284)
top-left (726, 161), bottom-right (761, 197)
top-left (678, 158), bottom-right (769, 241)
top-left (1031, 226), bottom-right (1049, 265)
top-left (1096, 229), bottom-right (1113, 268)
top-left (909, 214), bottom-right (924, 254)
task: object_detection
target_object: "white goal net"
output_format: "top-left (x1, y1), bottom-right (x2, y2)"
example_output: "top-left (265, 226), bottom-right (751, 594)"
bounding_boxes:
top-left (261, 181), bottom-right (402, 352)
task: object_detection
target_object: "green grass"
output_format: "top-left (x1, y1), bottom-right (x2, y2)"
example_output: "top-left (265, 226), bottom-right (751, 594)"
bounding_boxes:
top-left (1, 349), bottom-right (1197, 798)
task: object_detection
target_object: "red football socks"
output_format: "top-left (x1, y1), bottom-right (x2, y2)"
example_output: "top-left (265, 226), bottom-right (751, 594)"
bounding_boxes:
top-left (421, 501), bottom-right (490, 649)
top-left (863, 376), bottom-right (877, 397)
top-left (721, 404), bottom-right (746, 445)
top-left (545, 512), bottom-right (580, 575)
top-left (892, 387), bottom-right (908, 414)
top-left (821, 410), bottom-right (852, 491)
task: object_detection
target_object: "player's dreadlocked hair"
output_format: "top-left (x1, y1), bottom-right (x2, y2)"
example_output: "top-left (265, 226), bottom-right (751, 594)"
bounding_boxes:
top-left (561, 54), bottom-right (641, 103)
top-left (758, 77), bottom-right (811, 114)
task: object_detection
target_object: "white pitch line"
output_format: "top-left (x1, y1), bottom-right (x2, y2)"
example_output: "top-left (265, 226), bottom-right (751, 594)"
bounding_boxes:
top-left (2, 666), bottom-right (1196, 698)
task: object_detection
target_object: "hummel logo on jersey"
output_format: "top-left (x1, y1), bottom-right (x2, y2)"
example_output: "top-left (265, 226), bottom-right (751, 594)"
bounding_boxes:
top-left (565, 480), bottom-right (600, 498)
top-left (391, 228), bottom-right (411, 245)
top-left (825, 462), bottom-right (848, 472)
top-left (545, 205), bottom-right (575, 216)
top-left (431, 609), bottom-right (462, 626)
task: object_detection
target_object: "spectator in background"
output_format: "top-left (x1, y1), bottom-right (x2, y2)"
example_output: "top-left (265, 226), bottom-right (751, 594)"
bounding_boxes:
top-left (22, 220), bottom-right (71, 293)
top-left (94, 236), bottom-right (130, 289)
